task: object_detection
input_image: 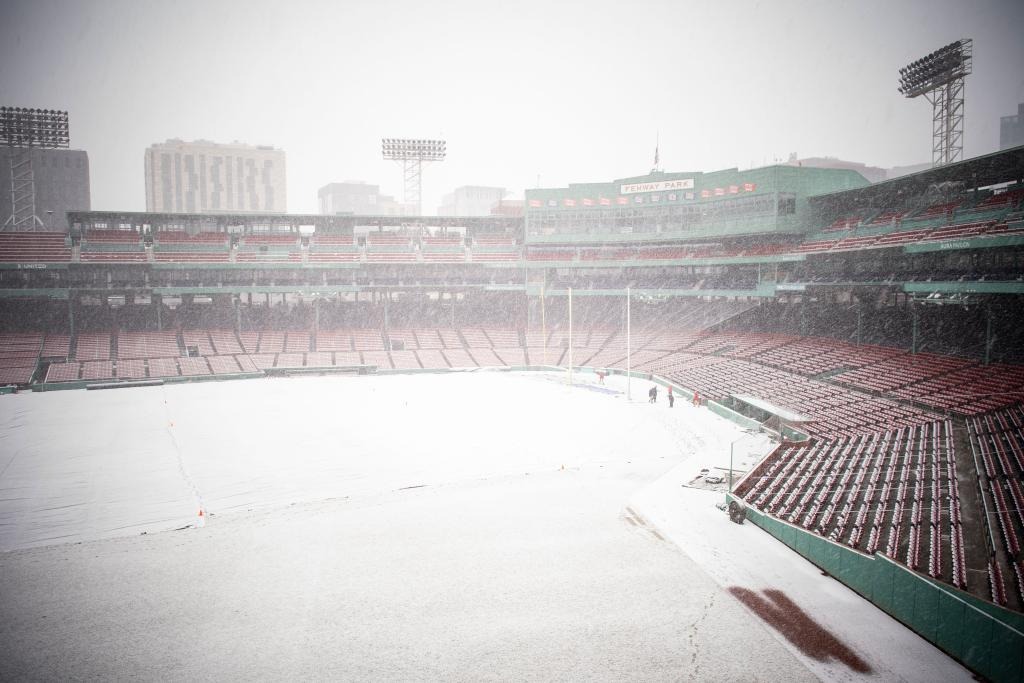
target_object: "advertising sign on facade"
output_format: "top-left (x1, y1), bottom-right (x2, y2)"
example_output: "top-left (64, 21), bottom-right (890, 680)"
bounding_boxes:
top-left (619, 178), bottom-right (694, 194)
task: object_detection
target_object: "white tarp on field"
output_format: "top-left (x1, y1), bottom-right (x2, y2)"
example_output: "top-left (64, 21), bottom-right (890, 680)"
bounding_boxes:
top-left (2, 371), bottom-right (748, 551)
top-left (0, 371), bottom-right (970, 681)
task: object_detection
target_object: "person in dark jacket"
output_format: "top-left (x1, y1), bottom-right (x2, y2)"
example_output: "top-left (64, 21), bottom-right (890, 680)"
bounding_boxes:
top-left (668, 386), bottom-right (675, 408)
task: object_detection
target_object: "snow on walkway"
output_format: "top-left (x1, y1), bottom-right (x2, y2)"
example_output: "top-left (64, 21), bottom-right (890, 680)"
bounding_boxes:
top-left (628, 412), bottom-right (973, 682)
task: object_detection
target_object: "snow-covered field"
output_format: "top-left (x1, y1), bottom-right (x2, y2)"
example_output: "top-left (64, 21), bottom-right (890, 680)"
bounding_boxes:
top-left (0, 371), bottom-right (970, 680)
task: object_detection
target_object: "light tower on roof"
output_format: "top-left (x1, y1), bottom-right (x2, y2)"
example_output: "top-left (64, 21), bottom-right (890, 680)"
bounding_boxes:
top-left (381, 138), bottom-right (446, 216)
top-left (1, 107), bottom-right (70, 231)
top-left (898, 39), bottom-right (973, 167)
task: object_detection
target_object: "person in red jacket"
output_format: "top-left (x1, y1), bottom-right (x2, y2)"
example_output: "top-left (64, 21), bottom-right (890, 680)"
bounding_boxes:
top-left (692, 390), bottom-right (700, 406)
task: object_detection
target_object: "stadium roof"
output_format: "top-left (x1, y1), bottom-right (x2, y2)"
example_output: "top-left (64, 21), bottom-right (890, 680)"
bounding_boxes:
top-left (808, 145), bottom-right (1024, 210)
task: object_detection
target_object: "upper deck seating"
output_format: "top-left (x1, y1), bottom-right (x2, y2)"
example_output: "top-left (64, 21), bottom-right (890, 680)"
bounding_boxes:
top-left (0, 232), bottom-right (71, 262)
top-left (80, 229), bottom-right (146, 262)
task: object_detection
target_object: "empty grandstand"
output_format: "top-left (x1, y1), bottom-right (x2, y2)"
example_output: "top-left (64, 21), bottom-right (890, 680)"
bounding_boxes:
top-left (1, 146), bottom-right (1024, 679)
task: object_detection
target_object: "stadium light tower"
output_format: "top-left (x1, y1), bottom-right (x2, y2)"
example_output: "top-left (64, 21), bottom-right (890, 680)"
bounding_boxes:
top-left (1, 107), bottom-right (70, 231)
top-left (381, 138), bottom-right (446, 216)
top-left (898, 39), bottom-right (972, 167)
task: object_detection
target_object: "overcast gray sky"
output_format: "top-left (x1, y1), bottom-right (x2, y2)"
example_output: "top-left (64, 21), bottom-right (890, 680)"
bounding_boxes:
top-left (1, 0), bottom-right (1022, 215)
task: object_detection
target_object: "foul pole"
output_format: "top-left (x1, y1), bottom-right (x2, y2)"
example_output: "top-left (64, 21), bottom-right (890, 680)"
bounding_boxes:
top-left (541, 282), bottom-right (547, 366)
top-left (567, 287), bottom-right (573, 385)
top-left (626, 287), bottom-right (631, 400)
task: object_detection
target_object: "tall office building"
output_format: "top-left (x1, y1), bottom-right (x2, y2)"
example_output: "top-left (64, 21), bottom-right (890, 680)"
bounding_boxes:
top-left (1, 147), bottom-right (90, 230)
top-left (144, 139), bottom-right (286, 213)
top-left (1001, 103), bottom-right (1024, 151)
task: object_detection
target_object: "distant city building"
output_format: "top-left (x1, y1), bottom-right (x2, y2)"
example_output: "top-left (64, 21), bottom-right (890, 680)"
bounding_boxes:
top-left (783, 154), bottom-right (887, 184)
top-left (438, 186), bottom-right (507, 216)
top-left (1000, 102), bottom-right (1024, 151)
top-left (490, 198), bottom-right (524, 217)
top-left (784, 154), bottom-right (937, 183)
top-left (886, 161), bottom-right (932, 180)
top-left (317, 181), bottom-right (413, 216)
top-left (0, 147), bottom-right (90, 230)
top-left (144, 139), bottom-right (286, 214)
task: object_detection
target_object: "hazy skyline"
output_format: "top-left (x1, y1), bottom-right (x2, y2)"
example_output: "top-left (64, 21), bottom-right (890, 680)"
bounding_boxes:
top-left (2, 0), bottom-right (1022, 215)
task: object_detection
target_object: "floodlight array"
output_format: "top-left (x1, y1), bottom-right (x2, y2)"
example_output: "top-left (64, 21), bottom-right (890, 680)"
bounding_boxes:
top-left (0, 107), bottom-right (70, 148)
top-left (898, 39), bottom-right (972, 98)
top-left (381, 138), bottom-right (446, 161)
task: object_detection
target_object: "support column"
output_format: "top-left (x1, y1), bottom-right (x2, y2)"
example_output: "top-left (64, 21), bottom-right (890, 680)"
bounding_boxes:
top-left (985, 305), bottom-right (993, 365)
top-left (911, 303), bottom-right (918, 354)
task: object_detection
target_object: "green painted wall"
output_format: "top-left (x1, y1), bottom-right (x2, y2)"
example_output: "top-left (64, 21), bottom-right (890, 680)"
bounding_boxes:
top-left (904, 281), bottom-right (1024, 295)
top-left (904, 234), bottom-right (1024, 253)
top-left (524, 166), bottom-right (869, 242)
top-left (735, 499), bottom-right (1024, 682)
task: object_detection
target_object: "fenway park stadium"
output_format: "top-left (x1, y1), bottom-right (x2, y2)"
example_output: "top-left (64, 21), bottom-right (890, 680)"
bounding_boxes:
top-left (4, 118), bottom-right (1024, 678)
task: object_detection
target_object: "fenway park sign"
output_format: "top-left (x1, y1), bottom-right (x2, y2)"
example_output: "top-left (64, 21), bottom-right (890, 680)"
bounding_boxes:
top-left (619, 178), bottom-right (694, 195)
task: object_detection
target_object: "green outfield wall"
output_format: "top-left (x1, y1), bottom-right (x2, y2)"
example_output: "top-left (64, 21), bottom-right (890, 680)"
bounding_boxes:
top-left (732, 499), bottom-right (1024, 682)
